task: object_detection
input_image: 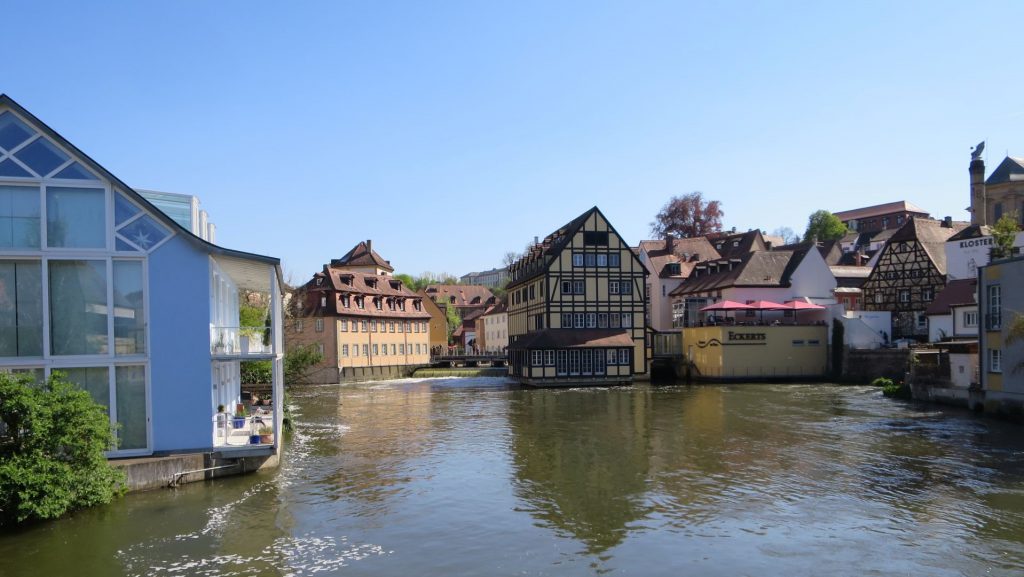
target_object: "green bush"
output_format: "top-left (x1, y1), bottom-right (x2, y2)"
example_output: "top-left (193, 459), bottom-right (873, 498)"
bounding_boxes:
top-left (285, 343), bottom-right (324, 385)
top-left (873, 377), bottom-right (907, 398)
top-left (0, 372), bottom-right (126, 527)
top-left (241, 360), bottom-right (272, 384)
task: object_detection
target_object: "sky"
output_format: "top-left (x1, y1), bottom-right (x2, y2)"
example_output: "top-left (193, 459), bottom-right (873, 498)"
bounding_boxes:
top-left (4, 1), bottom-right (1024, 283)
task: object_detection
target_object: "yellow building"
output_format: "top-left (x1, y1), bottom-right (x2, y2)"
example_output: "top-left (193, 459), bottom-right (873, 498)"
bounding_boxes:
top-left (683, 325), bottom-right (828, 380)
top-left (288, 241), bottom-right (432, 382)
top-left (506, 207), bottom-right (650, 386)
top-left (978, 253), bottom-right (1024, 412)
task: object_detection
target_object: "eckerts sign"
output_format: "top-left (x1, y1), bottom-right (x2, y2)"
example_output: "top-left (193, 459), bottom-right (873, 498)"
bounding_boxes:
top-left (728, 331), bottom-right (766, 342)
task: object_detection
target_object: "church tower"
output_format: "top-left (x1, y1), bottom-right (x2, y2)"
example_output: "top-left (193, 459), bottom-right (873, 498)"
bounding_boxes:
top-left (969, 143), bottom-right (986, 225)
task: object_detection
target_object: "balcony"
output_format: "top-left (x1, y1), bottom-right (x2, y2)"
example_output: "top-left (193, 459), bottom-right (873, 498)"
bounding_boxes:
top-left (210, 325), bottom-right (275, 357)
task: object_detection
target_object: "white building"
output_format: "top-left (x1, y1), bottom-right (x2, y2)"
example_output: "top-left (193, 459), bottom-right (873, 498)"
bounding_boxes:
top-left (137, 189), bottom-right (217, 243)
top-left (636, 236), bottom-right (720, 332)
top-left (0, 94), bottom-right (283, 459)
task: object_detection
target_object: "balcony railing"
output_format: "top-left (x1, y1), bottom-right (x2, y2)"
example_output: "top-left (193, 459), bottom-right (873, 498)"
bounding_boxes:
top-left (210, 325), bottom-right (274, 356)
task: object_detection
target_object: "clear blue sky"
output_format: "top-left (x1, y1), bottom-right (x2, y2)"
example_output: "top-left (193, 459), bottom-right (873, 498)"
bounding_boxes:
top-left (4, 1), bottom-right (1023, 283)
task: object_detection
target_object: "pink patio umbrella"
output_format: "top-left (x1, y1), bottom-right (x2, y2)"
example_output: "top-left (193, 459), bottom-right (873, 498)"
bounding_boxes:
top-left (748, 300), bottom-right (786, 324)
top-left (782, 300), bottom-right (825, 323)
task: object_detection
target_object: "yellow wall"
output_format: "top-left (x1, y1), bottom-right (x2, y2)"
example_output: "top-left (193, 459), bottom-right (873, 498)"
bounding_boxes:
top-left (683, 325), bottom-right (828, 379)
top-left (336, 317), bottom-right (431, 368)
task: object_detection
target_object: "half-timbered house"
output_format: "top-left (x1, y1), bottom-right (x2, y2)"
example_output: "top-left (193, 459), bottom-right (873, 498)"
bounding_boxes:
top-left (506, 207), bottom-right (649, 386)
top-left (862, 217), bottom-right (967, 340)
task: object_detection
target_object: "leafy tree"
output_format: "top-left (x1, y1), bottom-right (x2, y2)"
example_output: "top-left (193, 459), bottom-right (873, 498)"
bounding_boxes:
top-left (991, 212), bottom-right (1021, 259)
top-left (284, 343), bottom-right (324, 385)
top-left (803, 210), bottom-right (848, 242)
top-left (445, 304), bottom-right (462, 344)
top-left (0, 372), bottom-right (126, 527)
top-left (650, 192), bottom-right (724, 238)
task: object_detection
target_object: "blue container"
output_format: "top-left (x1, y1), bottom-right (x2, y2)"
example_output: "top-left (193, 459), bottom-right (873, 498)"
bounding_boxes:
top-left (249, 435), bottom-right (261, 444)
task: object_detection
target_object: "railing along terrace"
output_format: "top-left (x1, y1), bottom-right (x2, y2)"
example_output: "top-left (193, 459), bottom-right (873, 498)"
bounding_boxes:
top-left (210, 325), bottom-right (273, 355)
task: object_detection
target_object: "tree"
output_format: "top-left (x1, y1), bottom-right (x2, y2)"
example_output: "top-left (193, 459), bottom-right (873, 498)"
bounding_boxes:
top-left (445, 304), bottom-right (462, 344)
top-left (650, 192), bottom-right (724, 238)
top-left (771, 226), bottom-right (801, 245)
top-left (991, 212), bottom-right (1020, 259)
top-left (804, 210), bottom-right (848, 242)
top-left (0, 372), bottom-right (126, 527)
top-left (502, 251), bottom-right (520, 267)
top-left (284, 343), bottom-right (324, 385)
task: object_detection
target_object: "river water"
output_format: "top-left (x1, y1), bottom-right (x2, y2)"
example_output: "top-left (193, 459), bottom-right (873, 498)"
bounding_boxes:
top-left (4, 377), bottom-right (1024, 576)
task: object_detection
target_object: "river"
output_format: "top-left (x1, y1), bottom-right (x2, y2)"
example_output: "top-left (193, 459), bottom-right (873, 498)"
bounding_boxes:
top-left (3, 378), bottom-right (1024, 576)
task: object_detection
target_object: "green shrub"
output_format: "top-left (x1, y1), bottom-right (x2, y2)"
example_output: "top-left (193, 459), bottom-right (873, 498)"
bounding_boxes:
top-left (285, 343), bottom-right (324, 385)
top-left (241, 360), bottom-right (272, 384)
top-left (0, 372), bottom-right (126, 527)
top-left (873, 376), bottom-right (907, 398)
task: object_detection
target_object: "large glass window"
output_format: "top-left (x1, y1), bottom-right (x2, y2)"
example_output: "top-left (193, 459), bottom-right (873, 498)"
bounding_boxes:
top-left (46, 187), bottom-right (106, 248)
top-left (115, 365), bottom-right (147, 450)
top-left (113, 261), bottom-right (145, 355)
top-left (61, 367), bottom-right (110, 410)
top-left (49, 260), bottom-right (108, 355)
top-left (0, 260), bottom-right (42, 357)
top-left (0, 186), bottom-right (40, 249)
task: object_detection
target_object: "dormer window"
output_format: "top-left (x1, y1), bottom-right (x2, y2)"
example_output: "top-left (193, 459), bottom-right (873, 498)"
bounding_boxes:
top-left (414, 300), bottom-right (422, 311)
top-left (374, 297), bottom-right (383, 310)
top-left (341, 295), bottom-right (350, 307)
top-left (449, 296), bottom-right (456, 304)
top-left (356, 297), bottom-right (364, 309)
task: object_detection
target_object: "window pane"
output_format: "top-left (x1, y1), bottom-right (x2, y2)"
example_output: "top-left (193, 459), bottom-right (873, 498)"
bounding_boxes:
top-left (15, 138), bottom-right (69, 177)
top-left (46, 187), bottom-right (106, 248)
top-left (0, 261), bottom-right (42, 357)
top-left (115, 365), bottom-right (147, 450)
top-left (52, 162), bottom-right (99, 180)
top-left (0, 159), bottom-right (32, 177)
top-left (0, 112), bottom-right (35, 151)
top-left (115, 237), bottom-right (140, 252)
top-left (117, 214), bottom-right (168, 251)
top-left (49, 260), bottom-right (108, 355)
top-left (113, 261), bottom-right (145, 355)
top-left (0, 185), bottom-right (40, 249)
top-left (114, 192), bottom-right (140, 226)
top-left (61, 366), bottom-right (110, 409)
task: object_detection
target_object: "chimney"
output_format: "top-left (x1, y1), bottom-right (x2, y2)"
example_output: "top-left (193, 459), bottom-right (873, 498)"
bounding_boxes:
top-left (534, 236), bottom-right (539, 245)
top-left (665, 233), bottom-right (675, 253)
top-left (941, 216), bottom-right (952, 228)
top-left (366, 239), bottom-right (372, 253)
top-left (969, 150), bottom-right (986, 226)
top-left (855, 252), bottom-right (864, 266)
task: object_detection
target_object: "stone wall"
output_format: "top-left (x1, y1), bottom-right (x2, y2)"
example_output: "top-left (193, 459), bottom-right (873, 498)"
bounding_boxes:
top-left (842, 348), bottom-right (910, 383)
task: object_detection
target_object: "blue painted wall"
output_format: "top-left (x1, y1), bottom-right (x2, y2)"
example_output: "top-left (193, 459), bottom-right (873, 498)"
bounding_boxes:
top-left (148, 234), bottom-right (212, 452)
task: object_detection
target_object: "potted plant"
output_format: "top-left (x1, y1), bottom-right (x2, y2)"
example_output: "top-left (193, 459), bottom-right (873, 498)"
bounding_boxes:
top-left (249, 432), bottom-right (261, 444)
top-left (233, 406), bottom-right (247, 429)
top-left (258, 426), bottom-right (273, 444)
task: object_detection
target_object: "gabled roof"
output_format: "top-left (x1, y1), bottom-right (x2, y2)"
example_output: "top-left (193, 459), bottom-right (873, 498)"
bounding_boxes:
top-left (948, 224), bottom-right (991, 242)
top-left (669, 246), bottom-right (814, 296)
top-left (887, 217), bottom-right (969, 275)
top-left (302, 267), bottom-right (430, 319)
top-left (706, 229), bottom-right (766, 259)
top-left (925, 278), bottom-right (977, 315)
top-left (508, 206), bottom-right (648, 287)
top-left (985, 156), bottom-right (1024, 185)
top-left (638, 237), bottom-right (721, 278)
top-left (0, 94), bottom-right (282, 287)
top-left (330, 240), bottom-right (393, 272)
top-left (834, 201), bottom-right (930, 222)
top-left (424, 284), bottom-right (496, 308)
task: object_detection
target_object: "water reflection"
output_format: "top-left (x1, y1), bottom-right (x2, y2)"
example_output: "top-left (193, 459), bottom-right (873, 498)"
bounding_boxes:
top-left (3, 379), bottom-right (1024, 576)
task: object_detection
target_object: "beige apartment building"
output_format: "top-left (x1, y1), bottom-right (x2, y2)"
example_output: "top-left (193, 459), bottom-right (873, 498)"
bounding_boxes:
top-left (289, 240), bottom-right (432, 382)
